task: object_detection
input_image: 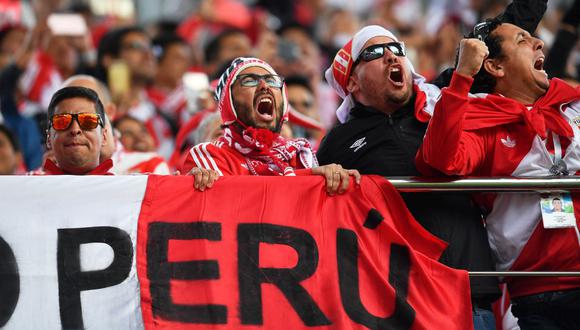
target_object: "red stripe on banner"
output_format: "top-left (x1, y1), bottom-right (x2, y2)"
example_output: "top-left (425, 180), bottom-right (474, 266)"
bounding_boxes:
top-left (137, 175), bottom-right (472, 329)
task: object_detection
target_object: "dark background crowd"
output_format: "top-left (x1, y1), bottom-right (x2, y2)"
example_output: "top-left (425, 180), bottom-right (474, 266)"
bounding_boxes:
top-left (0, 0), bottom-right (578, 175)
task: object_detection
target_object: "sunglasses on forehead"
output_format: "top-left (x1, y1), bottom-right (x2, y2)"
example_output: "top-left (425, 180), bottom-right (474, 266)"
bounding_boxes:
top-left (50, 113), bottom-right (103, 131)
top-left (235, 74), bottom-right (284, 88)
top-left (355, 42), bottom-right (406, 66)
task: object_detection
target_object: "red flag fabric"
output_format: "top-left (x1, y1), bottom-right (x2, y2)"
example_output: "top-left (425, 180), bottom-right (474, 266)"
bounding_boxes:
top-left (137, 175), bottom-right (473, 329)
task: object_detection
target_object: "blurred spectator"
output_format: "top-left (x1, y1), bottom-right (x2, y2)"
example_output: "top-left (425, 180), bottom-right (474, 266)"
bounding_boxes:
top-left (114, 115), bottom-right (156, 153)
top-left (431, 19), bottom-right (465, 74)
top-left (545, 0), bottom-right (580, 84)
top-left (98, 26), bottom-right (175, 158)
top-left (112, 114), bottom-right (170, 174)
top-left (256, 0), bottom-right (323, 28)
top-left (316, 7), bottom-right (360, 67)
top-left (148, 33), bottom-right (192, 126)
top-left (276, 23), bottom-right (322, 87)
top-left (275, 22), bottom-right (339, 132)
top-left (203, 28), bottom-right (252, 78)
top-left (0, 27), bottom-right (44, 170)
top-left (191, 111), bottom-right (223, 145)
top-left (16, 13), bottom-right (97, 115)
top-left (0, 124), bottom-right (24, 175)
top-left (285, 75), bottom-right (323, 143)
top-left (0, 24), bottom-right (27, 70)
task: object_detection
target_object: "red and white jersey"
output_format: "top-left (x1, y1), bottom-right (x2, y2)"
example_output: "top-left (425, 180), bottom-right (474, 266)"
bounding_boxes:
top-left (418, 73), bottom-right (580, 298)
top-left (18, 51), bottom-right (62, 114)
top-left (147, 84), bottom-right (188, 126)
top-left (182, 141), bottom-right (313, 176)
top-left (111, 150), bottom-right (170, 175)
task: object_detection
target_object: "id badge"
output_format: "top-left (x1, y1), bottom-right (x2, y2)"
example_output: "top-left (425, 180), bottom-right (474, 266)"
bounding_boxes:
top-left (540, 193), bottom-right (577, 228)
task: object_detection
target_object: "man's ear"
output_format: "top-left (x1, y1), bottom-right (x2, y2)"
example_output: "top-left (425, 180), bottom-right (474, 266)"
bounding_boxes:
top-left (483, 58), bottom-right (504, 78)
top-left (346, 74), bottom-right (359, 94)
top-left (46, 130), bottom-right (52, 150)
top-left (101, 126), bottom-right (108, 147)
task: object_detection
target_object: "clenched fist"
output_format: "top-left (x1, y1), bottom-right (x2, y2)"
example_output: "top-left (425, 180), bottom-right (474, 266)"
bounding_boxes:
top-left (456, 39), bottom-right (489, 78)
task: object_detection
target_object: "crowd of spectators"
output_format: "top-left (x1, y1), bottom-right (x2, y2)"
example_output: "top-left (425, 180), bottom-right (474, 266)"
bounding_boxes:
top-left (1, 0), bottom-right (580, 329)
top-left (0, 0), bottom-right (577, 175)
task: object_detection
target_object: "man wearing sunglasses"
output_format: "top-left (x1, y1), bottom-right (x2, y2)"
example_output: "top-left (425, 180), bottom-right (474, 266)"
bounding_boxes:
top-left (418, 18), bottom-right (580, 329)
top-left (181, 57), bottom-right (360, 194)
top-left (317, 25), bottom-right (500, 329)
top-left (42, 86), bottom-right (111, 175)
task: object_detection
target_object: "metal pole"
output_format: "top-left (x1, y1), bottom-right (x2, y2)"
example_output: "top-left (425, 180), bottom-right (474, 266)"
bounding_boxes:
top-left (387, 176), bottom-right (580, 278)
top-left (388, 176), bottom-right (580, 192)
top-left (469, 271), bottom-right (580, 277)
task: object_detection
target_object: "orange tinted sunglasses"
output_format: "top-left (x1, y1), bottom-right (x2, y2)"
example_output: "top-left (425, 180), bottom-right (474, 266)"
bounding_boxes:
top-left (51, 113), bottom-right (103, 131)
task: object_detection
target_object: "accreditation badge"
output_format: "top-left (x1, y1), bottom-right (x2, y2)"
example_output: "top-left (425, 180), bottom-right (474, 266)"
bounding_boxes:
top-left (540, 193), bottom-right (576, 228)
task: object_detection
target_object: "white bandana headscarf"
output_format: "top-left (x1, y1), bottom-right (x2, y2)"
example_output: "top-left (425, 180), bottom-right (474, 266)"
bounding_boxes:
top-left (324, 25), bottom-right (441, 123)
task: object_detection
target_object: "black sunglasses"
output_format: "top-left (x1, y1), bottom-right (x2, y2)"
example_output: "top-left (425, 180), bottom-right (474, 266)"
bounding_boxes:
top-left (354, 42), bottom-right (406, 66)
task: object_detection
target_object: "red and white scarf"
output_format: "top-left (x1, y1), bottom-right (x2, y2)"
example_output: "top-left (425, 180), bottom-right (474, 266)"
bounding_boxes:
top-left (219, 126), bottom-right (317, 176)
top-left (464, 78), bottom-right (580, 139)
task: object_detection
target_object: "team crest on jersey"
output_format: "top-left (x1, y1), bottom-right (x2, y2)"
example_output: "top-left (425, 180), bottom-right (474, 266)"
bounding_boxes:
top-left (572, 116), bottom-right (580, 128)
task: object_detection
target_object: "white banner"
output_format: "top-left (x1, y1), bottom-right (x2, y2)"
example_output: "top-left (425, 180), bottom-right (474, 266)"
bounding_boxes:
top-left (0, 176), bottom-right (148, 330)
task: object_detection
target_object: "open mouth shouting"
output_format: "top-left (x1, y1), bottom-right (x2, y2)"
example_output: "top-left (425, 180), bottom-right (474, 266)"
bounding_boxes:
top-left (533, 55), bottom-right (546, 76)
top-left (254, 93), bottom-right (276, 123)
top-left (388, 65), bottom-right (405, 87)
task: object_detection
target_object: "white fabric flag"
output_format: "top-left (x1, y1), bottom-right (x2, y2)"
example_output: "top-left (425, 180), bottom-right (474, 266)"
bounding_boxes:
top-left (0, 176), bottom-right (148, 330)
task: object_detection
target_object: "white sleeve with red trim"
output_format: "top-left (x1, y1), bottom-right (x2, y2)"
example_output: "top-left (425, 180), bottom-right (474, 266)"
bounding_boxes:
top-left (419, 72), bottom-right (487, 176)
top-left (182, 142), bottom-right (227, 176)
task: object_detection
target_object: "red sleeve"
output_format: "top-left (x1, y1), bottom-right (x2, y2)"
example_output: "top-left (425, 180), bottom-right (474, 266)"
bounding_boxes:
top-left (418, 72), bottom-right (487, 176)
top-left (180, 143), bottom-right (232, 175)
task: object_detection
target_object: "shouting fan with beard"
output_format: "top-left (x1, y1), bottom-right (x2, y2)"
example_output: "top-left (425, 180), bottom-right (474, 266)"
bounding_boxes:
top-left (181, 57), bottom-right (360, 193)
top-left (316, 25), bottom-right (502, 328)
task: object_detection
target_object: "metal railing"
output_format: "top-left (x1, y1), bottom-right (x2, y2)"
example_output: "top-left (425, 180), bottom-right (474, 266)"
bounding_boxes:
top-left (387, 176), bottom-right (580, 277)
top-left (389, 176), bottom-right (580, 192)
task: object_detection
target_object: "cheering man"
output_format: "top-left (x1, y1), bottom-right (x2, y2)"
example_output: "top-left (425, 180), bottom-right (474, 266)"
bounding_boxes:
top-left (418, 19), bottom-right (580, 329)
top-left (182, 57), bottom-right (359, 194)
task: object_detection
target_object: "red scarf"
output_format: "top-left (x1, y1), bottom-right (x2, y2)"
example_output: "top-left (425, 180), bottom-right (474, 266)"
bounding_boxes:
top-left (41, 159), bottom-right (114, 175)
top-left (463, 79), bottom-right (580, 139)
top-left (219, 126), bottom-right (317, 176)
